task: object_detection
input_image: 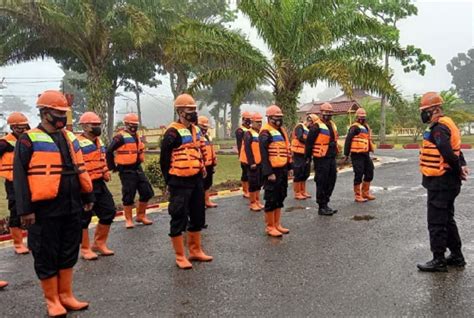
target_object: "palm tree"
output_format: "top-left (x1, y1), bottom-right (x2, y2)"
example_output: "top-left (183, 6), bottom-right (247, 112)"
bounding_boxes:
top-left (168, 0), bottom-right (417, 127)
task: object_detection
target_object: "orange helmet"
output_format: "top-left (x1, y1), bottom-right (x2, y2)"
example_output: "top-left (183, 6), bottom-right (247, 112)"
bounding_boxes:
top-left (320, 102), bottom-right (333, 112)
top-left (123, 113), bottom-right (139, 125)
top-left (198, 115), bottom-right (210, 128)
top-left (174, 94), bottom-right (197, 109)
top-left (251, 112), bottom-right (263, 121)
top-left (355, 108), bottom-right (367, 117)
top-left (266, 105), bottom-right (283, 117)
top-left (7, 112), bottom-right (29, 126)
top-left (242, 111), bottom-right (252, 120)
top-left (79, 112), bottom-right (102, 124)
top-left (307, 114), bottom-right (319, 123)
top-left (420, 92), bottom-right (443, 110)
top-left (36, 90), bottom-right (70, 111)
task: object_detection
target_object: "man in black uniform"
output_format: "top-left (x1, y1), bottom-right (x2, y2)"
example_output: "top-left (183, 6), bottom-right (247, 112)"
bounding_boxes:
top-left (305, 103), bottom-right (339, 216)
top-left (14, 90), bottom-right (93, 316)
top-left (235, 111), bottom-right (252, 198)
top-left (417, 92), bottom-right (469, 272)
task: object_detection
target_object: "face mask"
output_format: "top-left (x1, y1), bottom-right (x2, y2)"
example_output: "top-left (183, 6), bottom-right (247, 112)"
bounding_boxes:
top-left (91, 126), bottom-right (102, 137)
top-left (185, 112), bottom-right (198, 123)
top-left (243, 119), bottom-right (251, 126)
top-left (420, 110), bottom-right (432, 124)
top-left (201, 129), bottom-right (208, 135)
top-left (357, 118), bottom-right (366, 125)
top-left (12, 126), bottom-right (28, 137)
top-left (322, 115), bottom-right (332, 122)
top-left (127, 125), bottom-right (138, 133)
top-left (47, 112), bottom-right (67, 129)
top-left (272, 118), bottom-right (283, 127)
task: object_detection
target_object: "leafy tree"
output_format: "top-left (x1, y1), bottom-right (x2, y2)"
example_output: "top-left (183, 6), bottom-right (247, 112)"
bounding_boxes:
top-left (0, 95), bottom-right (31, 113)
top-left (60, 69), bottom-right (87, 131)
top-left (447, 48), bottom-right (474, 103)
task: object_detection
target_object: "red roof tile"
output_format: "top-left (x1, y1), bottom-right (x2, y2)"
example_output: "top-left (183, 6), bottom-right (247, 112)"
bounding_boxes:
top-left (298, 100), bottom-right (361, 116)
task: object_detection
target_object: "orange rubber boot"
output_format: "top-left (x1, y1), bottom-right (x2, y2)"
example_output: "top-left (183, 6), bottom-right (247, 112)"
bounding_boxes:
top-left (354, 184), bottom-right (368, 202)
top-left (249, 192), bottom-right (262, 211)
top-left (171, 235), bottom-right (192, 269)
top-left (0, 280), bottom-right (8, 289)
top-left (256, 190), bottom-right (265, 209)
top-left (136, 202), bottom-right (153, 225)
top-left (58, 268), bottom-right (89, 311)
top-left (362, 182), bottom-right (376, 200)
top-left (92, 224), bottom-right (114, 256)
top-left (123, 205), bottom-right (135, 228)
top-left (80, 229), bottom-right (98, 260)
top-left (264, 211), bottom-right (283, 237)
top-left (294, 182), bottom-right (306, 200)
top-left (242, 181), bottom-right (250, 198)
top-left (10, 227), bottom-right (29, 254)
top-left (40, 276), bottom-right (67, 317)
top-left (274, 208), bottom-right (289, 234)
top-left (187, 231), bottom-right (213, 262)
top-left (205, 190), bottom-right (218, 208)
top-left (302, 182), bottom-right (312, 198)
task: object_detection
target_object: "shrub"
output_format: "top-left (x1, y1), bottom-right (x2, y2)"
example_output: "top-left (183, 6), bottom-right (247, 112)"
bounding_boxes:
top-left (144, 158), bottom-right (166, 192)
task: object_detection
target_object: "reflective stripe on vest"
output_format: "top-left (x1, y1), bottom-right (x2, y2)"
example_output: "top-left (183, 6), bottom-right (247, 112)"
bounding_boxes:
top-left (261, 124), bottom-right (290, 168)
top-left (291, 123), bottom-right (309, 154)
top-left (203, 136), bottom-right (216, 167)
top-left (77, 135), bottom-right (108, 180)
top-left (0, 134), bottom-right (17, 181)
top-left (312, 121), bottom-right (338, 158)
top-left (240, 129), bottom-right (261, 165)
top-left (27, 128), bottom-right (92, 202)
top-left (115, 131), bottom-right (145, 165)
top-left (168, 122), bottom-right (203, 177)
top-left (350, 123), bottom-right (371, 153)
top-left (419, 116), bottom-right (461, 177)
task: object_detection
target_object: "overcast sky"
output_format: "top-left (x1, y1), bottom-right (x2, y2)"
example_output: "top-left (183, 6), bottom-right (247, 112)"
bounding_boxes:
top-left (0, 0), bottom-right (473, 127)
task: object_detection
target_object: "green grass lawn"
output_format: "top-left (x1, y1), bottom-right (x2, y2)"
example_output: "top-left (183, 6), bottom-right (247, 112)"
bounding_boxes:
top-left (0, 154), bottom-right (241, 219)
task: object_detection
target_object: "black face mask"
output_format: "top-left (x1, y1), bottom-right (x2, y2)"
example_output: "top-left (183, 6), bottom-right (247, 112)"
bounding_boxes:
top-left (243, 119), bottom-right (251, 126)
top-left (272, 118), bottom-right (283, 127)
top-left (322, 115), bottom-right (332, 122)
top-left (91, 126), bottom-right (102, 137)
top-left (127, 125), bottom-right (138, 133)
top-left (185, 112), bottom-right (198, 123)
top-left (357, 118), bottom-right (366, 125)
top-left (47, 112), bottom-right (67, 129)
top-left (11, 126), bottom-right (28, 137)
top-left (420, 110), bottom-right (432, 124)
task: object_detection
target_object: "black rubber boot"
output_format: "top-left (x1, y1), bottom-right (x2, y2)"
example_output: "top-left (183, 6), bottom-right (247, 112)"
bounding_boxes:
top-left (327, 206), bottom-right (338, 214)
top-left (446, 253), bottom-right (466, 267)
top-left (318, 204), bottom-right (333, 216)
top-left (417, 257), bottom-right (448, 272)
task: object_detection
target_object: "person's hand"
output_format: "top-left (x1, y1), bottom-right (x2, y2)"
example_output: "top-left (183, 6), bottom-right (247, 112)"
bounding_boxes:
top-left (288, 169), bottom-right (294, 178)
top-left (250, 164), bottom-right (257, 170)
top-left (461, 166), bottom-right (470, 181)
top-left (104, 172), bottom-right (111, 182)
top-left (83, 202), bottom-right (94, 212)
top-left (268, 174), bottom-right (276, 181)
top-left (305, 158), bottom-right (311, 165)
top-left (202, 168), bottom-right (208, 179)
top-left (343, 156), bottom-right (350, 163)
top-left (21, 213), bottom-right (35, 227)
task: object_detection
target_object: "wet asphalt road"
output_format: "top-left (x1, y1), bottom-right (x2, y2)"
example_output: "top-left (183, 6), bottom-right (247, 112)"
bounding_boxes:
top-left (1, 150), bottom-right (473, 317)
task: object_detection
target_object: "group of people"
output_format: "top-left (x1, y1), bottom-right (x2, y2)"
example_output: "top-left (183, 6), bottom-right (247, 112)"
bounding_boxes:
top-left (0, 90), bottom-right (468, 316)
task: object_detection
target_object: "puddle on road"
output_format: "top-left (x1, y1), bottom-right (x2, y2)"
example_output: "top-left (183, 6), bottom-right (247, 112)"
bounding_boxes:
top-left (351, 214), bottom-right (376, 221)
top-left (285, 206), bottom-right (311, 212)
top-left (370, 186), bottom-right (403, 193)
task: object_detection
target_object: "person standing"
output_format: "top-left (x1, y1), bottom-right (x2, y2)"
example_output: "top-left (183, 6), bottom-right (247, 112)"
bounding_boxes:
top-left (236, 111), bottom-right (252, 198)
top-left (305, 103), bottom-right (339, 216)
top-left (0, 112), bottom-right (30, 254)
top-left (240, 112), bottom-right (264, 211)
top-left (77, 112), bottom-right (116, 260)
top-left (259, 105), bottom-right (292, 237)
top-left (14, 90), bottom-right (93, 316)
top-left (343, 108), bottom-right (376, 202)
top-left (106, 113), bottom-right (154, 228)
top-left (417, 92), bottom-right (469, 272)
top-left (160, 94), bottom-right (212, 269)
top-left (198, 115), bottom-right (218, 208)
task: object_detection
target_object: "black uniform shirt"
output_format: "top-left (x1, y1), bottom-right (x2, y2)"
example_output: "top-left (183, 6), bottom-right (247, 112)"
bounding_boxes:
top-left (106, 132), bottom-right (141, 172)
top-left (305, 122), bottom-right (337, 159)
top-left (13, 125), bottom-right (91, 218)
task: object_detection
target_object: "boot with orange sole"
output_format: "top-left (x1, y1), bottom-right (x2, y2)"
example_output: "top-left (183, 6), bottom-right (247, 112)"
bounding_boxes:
top-left (40, 276), bottom-right (67, 317)
top-left (249, 192), bottom-right (262, 212)
top-left (274, 208), bottom-right (289, 234)
top-left (302, 181), bottom-right (312, 198)
top-left (92, 224), bottom-right (114, 256)
top-left (171, 235), bottom-right (192, 269)
top-left (187, 231), bottom-right (213, 262)
top-left (205, 190), bottom-right (218, 208)
top-left (362, 182), bottom-right (376, 200)
top-left (135, 202), bottom-right (153, 225)
top-left (293, 182), bottom-right (306, 200)
top-left (58, 268), bottom-right (89, 311)
top-left (80, 229), bottom-right (98, 260)
top-left (242, 181), bottom-right (250, 198)
top-left (123, 205), bottom-right (135, 228)
top-left (354, 184), bottom-right (368, 202)
top-left (264, 211), bottom-right (282, 237)
top-left (10, 227), bottom-right (29, 254)
top-left (256, 190), bottom-right (265, 209)
top-left (0, 280), bottom-right (8, 290)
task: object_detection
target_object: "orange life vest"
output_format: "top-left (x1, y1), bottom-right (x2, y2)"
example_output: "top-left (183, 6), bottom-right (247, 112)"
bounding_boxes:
top-left (0, 133), bottom-right (16, 181)
top-left (203, 135), bottom-right (217, 167)
top-left (167, 122), bottom-right (204, 177)
top-left (240, 128), bottom-right (261, 165)
top-left (312, 121), bottom-right (339, 158)
top-left (350, 123), bottom-right (372, 153)
top-left (114, 131), bottom-right (145, 166)
top-left (238, 126), bottom-right (249, 161)
top-left (419, 116), bottom-right (461, 177)
top-left (261, 124), bottom-right (290, 168)
top-left (291, 123), bottom-right (309, 155)
top-left (26, 128), bottom-right (93, 202)
top-left (77, 134), bottom-right (109, 181)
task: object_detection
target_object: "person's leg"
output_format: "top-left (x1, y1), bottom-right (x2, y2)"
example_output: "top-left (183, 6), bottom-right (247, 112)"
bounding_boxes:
top-left (292, 154), bottom-right (306, 200)
top-left (314, 158), bottom-right (332, 215)
top-left (120, 172), bottom-right (138, 228)
top-left (136, 170), bottom-right (154, 225)
top-left (274, 168), bottom-right (289, 234)
top-left (263, 172), bottom-right (283, 237)
top-left (445, 189), bottom-right (465, 265)
top-left (248, 166), bottom-right (262, 211)
top-left (92, 181), bottom-right (116, 256)
top-left (302, 159), bottom-right (312, 198)
top-left (241, 163), bottom-right (250, 198)
top-left (362, 155), bottom-right (375, 200)
top-left (351, 155), bottom-right (366, 202)
top-left (80, 209), bottom-right (97, 260)
top-left (6, 181), bottom-right (28, 254)
top-left (204, 165), bottom-right (217, 208)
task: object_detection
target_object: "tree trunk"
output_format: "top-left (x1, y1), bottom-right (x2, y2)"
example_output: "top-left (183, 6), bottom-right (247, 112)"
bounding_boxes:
top-left (134, 80), bottom-right (142, 128)
top-left (169, 68), bottom-right (189, 121)
top-left (223, 103), bottom-right (228, 138)
top-left (274, 85), bottom-right (301, 130)
top-left (230, 103), bottom-right (241, 138)
top-left (87, 68), bottom-right (111, 142)
top-left (379, 52), bottom-right (389, 144)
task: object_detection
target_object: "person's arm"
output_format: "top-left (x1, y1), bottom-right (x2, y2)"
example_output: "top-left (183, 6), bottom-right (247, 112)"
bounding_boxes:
top-left (304, 125), bottom-right (319, 160)
top-left (106, 135), bottom-right (124, 171)
top-left (235, 128), bottom-right (244, 155)
top-left (243, 131), bottom-right (255, 167)
top-left (344, 126), bottom-right (359, 157)
top-left (159, 128), bottom-right (181, 184)
top-left (13, 135), bottom-right (34, 216)
top-left (432, 124), bottom-right (461, 176)
top-left (0, 140), bottom-right (9, 157)
top-left (259, 131), bottom-right (273, 177)
top-left (295, 125), bottom-right (306, 143)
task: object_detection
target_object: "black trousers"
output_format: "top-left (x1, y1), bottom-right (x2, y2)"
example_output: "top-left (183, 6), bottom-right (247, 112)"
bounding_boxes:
top-left (240, 163), bottom-right (249, 182)
top-left (168, 179), bottom-right (206, 237)
top-left (351, 153), bottom-right (374, 185)
top-left (313, 157), bottom-right (337, 206)
top-left (203, 165), bottom-right (214, 191)
top-left (247, 165), bottom-right (263, 192)
top-left (427, 188), bottom-right (462, 256)
top-left (28, 213), bottom-right (82, 280)
top-left (5, 181), bottom-right (21, 228)
top-left (119, 170), bottom-right (154, 206)
top-left (81, 179), bottom-right (116, 229)
top-left (264, 167), bottom-right (288, 212)
top-left (292, 153), bottom-right (311, 182)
